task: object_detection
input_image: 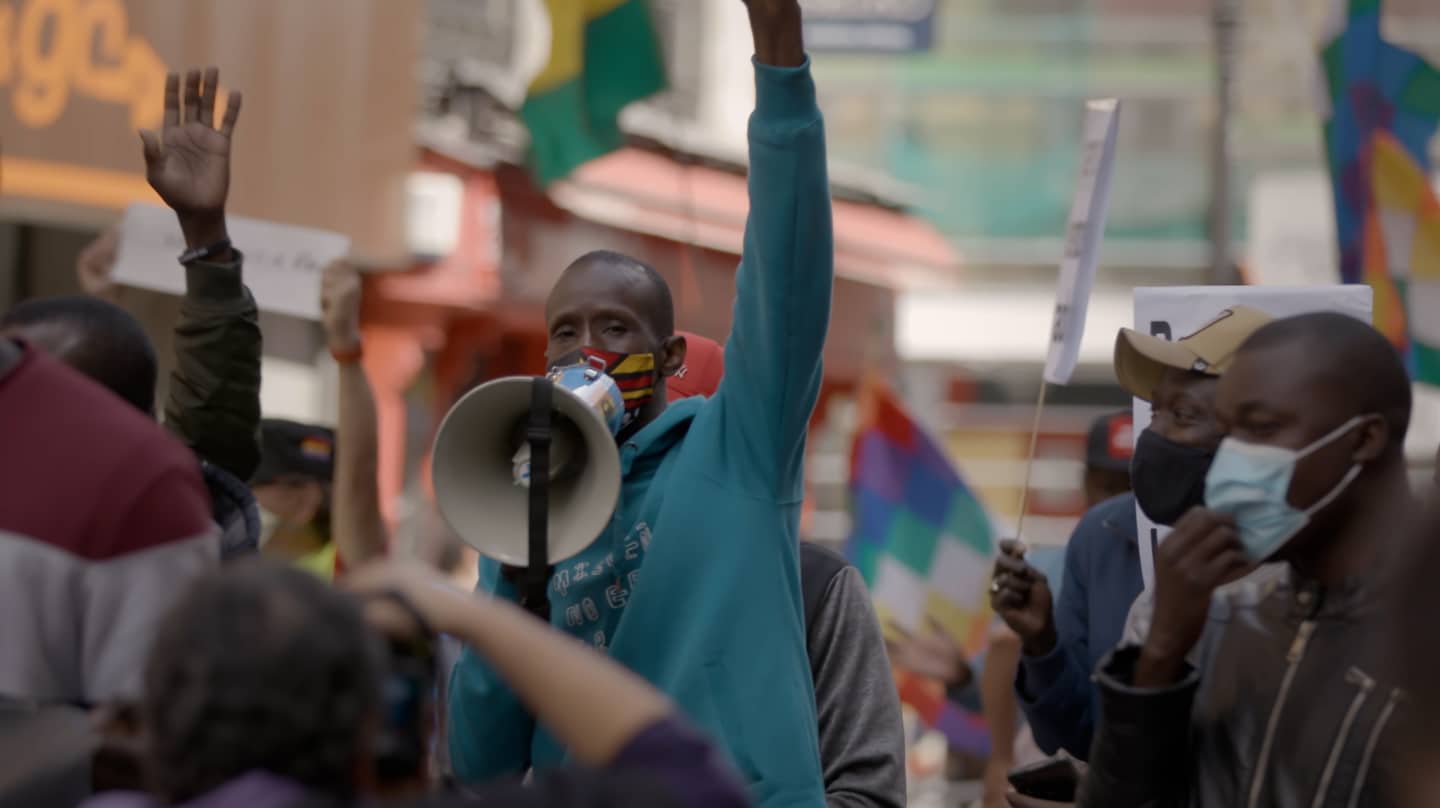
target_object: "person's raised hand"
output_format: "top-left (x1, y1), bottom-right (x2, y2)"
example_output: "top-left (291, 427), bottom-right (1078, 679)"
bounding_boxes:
top-left (139, 68), bottom-right (242, 249)
top-left (320, 260), bottom-right (363, 355)
top-left (342, 559), bottom-right (470, 639)
top-left (742, 0), bottom-right (804, 68)
top-left (76, 226), bottom-right (121, 299)
top-left (1135, 507), bottom-right (1251, 687)
top-left (886, 617), bottom-right (972, 689)
top-left (989, 539), bottom-right (1057, 657)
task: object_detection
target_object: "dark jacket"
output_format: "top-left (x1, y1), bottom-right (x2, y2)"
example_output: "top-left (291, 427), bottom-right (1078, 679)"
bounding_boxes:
top-left (800, 543), bottom-right (906, 808)
top-left (1015, 493), bottom-right (1144, 759)
top-left (162, 258), bottom-right (263, 557)
top-left (1080, 567), bottom-right (1405, 808)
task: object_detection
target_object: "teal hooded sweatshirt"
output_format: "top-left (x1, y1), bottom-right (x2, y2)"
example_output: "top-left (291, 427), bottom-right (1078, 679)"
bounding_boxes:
top-left (447, 59), bottom-right (832, 808)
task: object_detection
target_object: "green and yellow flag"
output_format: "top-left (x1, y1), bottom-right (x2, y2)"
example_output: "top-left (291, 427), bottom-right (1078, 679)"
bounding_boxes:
top-left (522, 0), bottom-right (667, 186)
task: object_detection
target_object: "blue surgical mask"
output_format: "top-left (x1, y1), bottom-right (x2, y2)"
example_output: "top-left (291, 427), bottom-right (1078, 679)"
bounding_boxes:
top-left (1204, 415), bottom-right (1367, 561)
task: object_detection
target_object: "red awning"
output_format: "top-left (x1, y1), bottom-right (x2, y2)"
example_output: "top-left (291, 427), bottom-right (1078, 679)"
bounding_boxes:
top-left (551, 148), bottom-right (961, 289)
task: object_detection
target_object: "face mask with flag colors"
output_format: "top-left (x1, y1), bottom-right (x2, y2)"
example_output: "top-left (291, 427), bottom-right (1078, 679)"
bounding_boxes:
top-left (549, 347), bottom-right (658, 432)
top-left (511, 348), bottom-right (657, 488)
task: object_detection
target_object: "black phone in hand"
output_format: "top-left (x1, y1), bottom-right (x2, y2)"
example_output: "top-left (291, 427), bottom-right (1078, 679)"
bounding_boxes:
top-left (1007, 756), bottom-right (1080, 802)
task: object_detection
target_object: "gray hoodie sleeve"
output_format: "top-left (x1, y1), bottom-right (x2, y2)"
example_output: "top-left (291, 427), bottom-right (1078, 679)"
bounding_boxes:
top-left (807, 566), bottom-right (907, 808)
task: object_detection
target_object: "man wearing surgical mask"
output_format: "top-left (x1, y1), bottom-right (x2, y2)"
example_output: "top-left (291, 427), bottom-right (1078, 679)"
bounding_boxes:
top-left (992, 306), bottom-right (1272, 761)
top-left (251, 419), bottom-right (341, 580)
top-left (1080, 312), bottom-right (1414, 808)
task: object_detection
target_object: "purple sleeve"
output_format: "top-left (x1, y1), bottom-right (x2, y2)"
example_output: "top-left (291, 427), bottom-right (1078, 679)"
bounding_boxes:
top-left (610, 718), bottom-right (750, 808)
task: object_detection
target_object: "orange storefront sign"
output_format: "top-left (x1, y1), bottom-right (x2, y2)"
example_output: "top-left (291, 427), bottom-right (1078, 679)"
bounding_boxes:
top-left (0, 0), bottom-right (420, 258)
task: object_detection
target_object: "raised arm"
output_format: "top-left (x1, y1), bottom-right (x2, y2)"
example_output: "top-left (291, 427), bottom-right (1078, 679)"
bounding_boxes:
top-left (1077, 646), bottom-right (1198, 808)
top-left (321, 260), bottom-right (388, 567)
top-left (981, 628), bottom-right (1023, 808)
top-left (349, 563), bottom-right (734, 766)
top-left (141, 68), bottom-right (263, 482)
top-left (1080, 509), bottom-right (1243, 807)
top-left (1014, 529), bottom-right (1099, 758)
top-left (713, 0), bottom-right (833, 498)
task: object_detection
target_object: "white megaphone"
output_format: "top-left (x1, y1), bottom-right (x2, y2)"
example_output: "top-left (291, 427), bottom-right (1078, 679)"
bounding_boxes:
top-left (431, 359), bottom-right (624, 567)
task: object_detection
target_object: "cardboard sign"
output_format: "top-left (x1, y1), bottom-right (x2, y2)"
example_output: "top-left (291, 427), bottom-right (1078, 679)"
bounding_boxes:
top-left (113, 203), bottom-right (350, 321)
top-left (1131, 285), bottom-right (1374, 590)
top-left (1044, 99), bottom-right (1121, 386)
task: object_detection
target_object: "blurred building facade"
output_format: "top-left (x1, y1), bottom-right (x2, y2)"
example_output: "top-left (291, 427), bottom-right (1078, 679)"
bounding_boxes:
top-left (803, 0), bottom-right (1440, 541)
top-left (3, 0), bottom-right (1438, 550)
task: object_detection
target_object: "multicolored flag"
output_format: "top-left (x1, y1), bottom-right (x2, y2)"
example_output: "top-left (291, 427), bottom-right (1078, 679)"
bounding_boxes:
top-left (846, 377), bottom-right (997, 755)
top-left (1367, 132), bottom-right (1440, 382)
top-left (1320, 0), bottom-right (1440, 375)
top-left (522, 0), bottom-right (667, 186)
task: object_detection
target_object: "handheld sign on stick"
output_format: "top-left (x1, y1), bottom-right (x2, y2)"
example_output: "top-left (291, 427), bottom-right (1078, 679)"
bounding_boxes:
top-left (1015, 99), bottom-right (1121, 543)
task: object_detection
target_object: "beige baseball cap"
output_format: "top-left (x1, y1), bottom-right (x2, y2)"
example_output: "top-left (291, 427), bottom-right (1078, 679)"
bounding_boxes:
top-left (1114, 305), bottom-right (1274, 401)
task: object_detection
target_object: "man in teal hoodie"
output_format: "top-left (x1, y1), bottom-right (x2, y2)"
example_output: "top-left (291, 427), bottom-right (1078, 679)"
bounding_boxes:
top-left (447, 3), bottom-right (831, 806)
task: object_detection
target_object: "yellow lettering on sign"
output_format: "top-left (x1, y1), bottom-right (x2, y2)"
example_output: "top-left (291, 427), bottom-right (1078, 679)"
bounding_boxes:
top-left (0, 5), bottom-right (13, 84)
top-left (1, 155), bottom-right (158, 209)
top-left (1, 0), bottom-right (169, 130)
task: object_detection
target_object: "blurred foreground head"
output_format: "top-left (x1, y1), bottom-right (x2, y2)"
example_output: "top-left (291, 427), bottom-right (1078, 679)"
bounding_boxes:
top-left (1390, 501), bottom-right (1440, 804)
top-left (0, 295), bottom-right (157, 413)
top-left (142, 559), bottom-right (384, 803)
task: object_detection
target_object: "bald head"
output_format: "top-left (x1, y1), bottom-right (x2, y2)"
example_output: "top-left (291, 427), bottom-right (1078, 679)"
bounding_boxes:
top-left (542, 250), bottom-right (685, 430)
top-left (1239, 312), bottom-right (1411, 455)
top-left (550, 250), bottom-right (674, 338)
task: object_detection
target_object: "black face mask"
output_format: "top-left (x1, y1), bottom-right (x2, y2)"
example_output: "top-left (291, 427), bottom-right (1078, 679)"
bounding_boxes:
top-left (1130, 429), bottom-right (1215, 526)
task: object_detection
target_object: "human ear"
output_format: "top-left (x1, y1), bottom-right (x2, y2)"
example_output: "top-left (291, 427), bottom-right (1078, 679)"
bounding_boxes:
top-left (1352, 414), bottom-right (1389, 464)
top-left (659, 334), bottom-right (687, 378)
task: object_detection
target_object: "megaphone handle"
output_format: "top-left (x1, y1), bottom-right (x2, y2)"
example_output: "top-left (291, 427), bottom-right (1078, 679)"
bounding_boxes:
top-left (523, 377), bottom-right (554, 623)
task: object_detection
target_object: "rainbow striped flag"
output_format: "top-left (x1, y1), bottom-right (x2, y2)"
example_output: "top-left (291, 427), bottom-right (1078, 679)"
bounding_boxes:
top-left (1320, 0), bottom-right (1440, 286)
top-left (1366, 133), bottom-right (1440, 382)
top-left (846, 378), bottom-right (996, 756)
top-left (522, 0), bottom-right (666, 186)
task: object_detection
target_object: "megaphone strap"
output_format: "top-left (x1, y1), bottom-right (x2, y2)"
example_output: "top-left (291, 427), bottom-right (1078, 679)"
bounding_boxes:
top-left (522, 378), bottom-right (554, 622)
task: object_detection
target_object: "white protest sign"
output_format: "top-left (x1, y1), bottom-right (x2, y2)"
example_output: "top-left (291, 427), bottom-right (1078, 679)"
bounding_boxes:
top-left (1131, 285), bottom-right (1373, 590)
top-left (113, 203), bottom-right (351, 321)
top-left (1044, 99), bottom-right (1121, 385)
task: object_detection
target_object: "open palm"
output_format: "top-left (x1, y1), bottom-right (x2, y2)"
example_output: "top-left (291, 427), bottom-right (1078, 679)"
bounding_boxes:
top-left (139, 68), bottom-right (242, 216)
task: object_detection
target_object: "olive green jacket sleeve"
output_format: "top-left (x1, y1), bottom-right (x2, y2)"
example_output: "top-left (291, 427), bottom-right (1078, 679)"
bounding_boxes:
top-left (162, 255), bottom-right (263, 482)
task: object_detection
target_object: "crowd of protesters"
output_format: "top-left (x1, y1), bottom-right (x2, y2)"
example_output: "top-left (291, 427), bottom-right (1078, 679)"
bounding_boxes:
top-left (1, 2), bottom-right (1436, 807)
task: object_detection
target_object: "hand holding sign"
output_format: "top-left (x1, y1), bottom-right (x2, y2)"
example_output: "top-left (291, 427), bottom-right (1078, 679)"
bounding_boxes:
top-left (1014, 100), bottom-right (1120, 542)
top-left (138, 68), bottom-right (242, 251)
top-left (988, 539), bottom-right (1057, 657)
